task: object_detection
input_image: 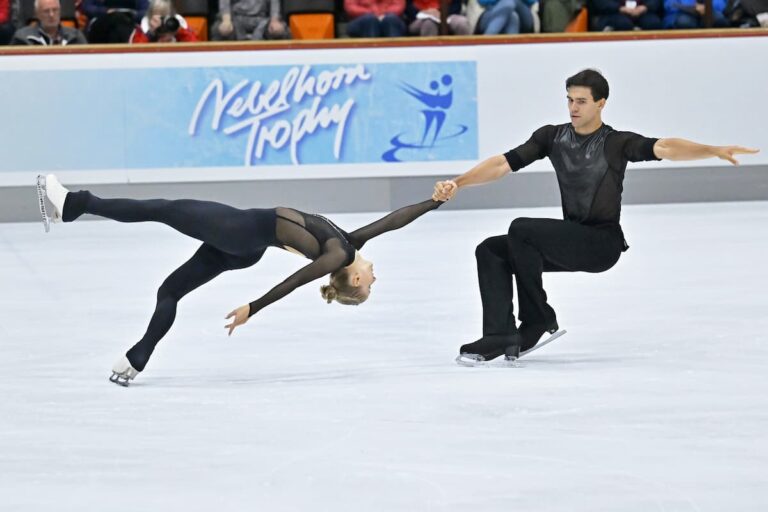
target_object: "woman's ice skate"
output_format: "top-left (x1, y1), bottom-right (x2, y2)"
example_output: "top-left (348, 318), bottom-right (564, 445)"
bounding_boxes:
top-left (110, 355), bottom-right (140, 387)
top-left (35, 174), bottom-right (69, 232)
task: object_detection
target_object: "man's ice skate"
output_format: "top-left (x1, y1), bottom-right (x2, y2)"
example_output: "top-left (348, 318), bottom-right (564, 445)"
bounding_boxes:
top-left (455, 334), bottom-right (521, 367)
top-left (520, 320), bottom-right (560, 352)
top-left (456, 330), bottom-right (567, 367)
top-left (520, 329), bottom-right (567, 358)
top-left (110, 355), bottom-right (140, 387)
top-left (35, 174), bottom-right (69, 232)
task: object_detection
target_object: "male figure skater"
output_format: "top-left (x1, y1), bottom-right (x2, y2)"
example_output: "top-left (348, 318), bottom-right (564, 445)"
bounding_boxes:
top-left (433, 69), bottom-right (759, 364)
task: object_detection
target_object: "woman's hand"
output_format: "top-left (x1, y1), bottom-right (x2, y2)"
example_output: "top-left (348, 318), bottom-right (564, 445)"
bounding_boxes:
top-left (225, 305), bottom-right (250, 336)
top-left (433, 180), bottom-right (458, 201)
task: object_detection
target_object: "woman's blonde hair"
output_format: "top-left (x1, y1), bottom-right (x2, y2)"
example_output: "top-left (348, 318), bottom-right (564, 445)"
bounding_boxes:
top-left (320, 267), bottom-right (369, 306)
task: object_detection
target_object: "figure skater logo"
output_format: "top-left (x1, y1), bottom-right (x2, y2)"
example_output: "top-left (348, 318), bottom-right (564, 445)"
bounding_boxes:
top-left (382, 74), bottom-right (469, 162)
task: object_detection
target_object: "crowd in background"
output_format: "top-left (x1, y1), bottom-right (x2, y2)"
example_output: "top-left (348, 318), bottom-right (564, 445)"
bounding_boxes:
top-left (1, 0), bottom-right (766, 46)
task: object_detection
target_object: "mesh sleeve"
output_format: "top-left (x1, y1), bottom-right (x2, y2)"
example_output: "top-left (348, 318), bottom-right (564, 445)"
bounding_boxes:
top-left (624, 134), bottom-right (660, 162)
top-left (347, 199), bottom-right (444, 250)
top-left (503, 125), bottom-right (555, 172)
top-left (248, 247), bottom-right (348, 317)
top-left (611, 131), bottom-right (660, 163)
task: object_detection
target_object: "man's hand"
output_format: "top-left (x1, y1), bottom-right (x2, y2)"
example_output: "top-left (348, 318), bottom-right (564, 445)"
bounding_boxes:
top-left (219, 14), bottom-right (234, 37)
top-left (268, 17), bottom-right (284, 36)
top-left (694, 3), bottom-right (705, 15)
top-left (433, 180), bottom-right (458, 201)
top-left (149, 14), bottom-right (162, 32)
top-left (225, 304), bottom-right (251, 336)
top-left (713, 146), bottom-right (760, 165)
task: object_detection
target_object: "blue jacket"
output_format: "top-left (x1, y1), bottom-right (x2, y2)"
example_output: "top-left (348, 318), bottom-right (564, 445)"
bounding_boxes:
top-left (664, 0), bottom-right (725, 16)
top-left (589, 0), bottom-right (662, 16)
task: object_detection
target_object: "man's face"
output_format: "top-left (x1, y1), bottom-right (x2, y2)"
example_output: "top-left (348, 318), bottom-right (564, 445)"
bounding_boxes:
top-left (567, 86), bottom-right (605, 130)
top-left (36, 0), bottom-right (61, 31)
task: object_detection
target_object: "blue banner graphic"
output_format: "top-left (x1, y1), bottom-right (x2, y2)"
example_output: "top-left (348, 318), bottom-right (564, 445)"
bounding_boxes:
top-left (1, 61), bottom-right (478, 172)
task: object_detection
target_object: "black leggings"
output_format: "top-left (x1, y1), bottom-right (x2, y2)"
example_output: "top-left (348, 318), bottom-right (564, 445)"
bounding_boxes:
top-left (64, 191), bottom-right (276, 371)
top-left (475, 217), bottom-right (624, 337)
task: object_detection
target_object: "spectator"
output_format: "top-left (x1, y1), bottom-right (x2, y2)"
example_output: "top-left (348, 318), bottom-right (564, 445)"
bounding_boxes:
top-left (468, 0), bottom-right (534, 34)
top-left (724, 0), bottom-right (768, 26)
top-left (0, 0), bottom-right (19, 44)
top-left (130, 0), bottom-right (197, 41)
top-left (211, 0), bottom-right (289, 40)
top-left (589, 0), bottom-right (662, 30)
top-left (82, 0), bottom-right (149, 24)
top-left (11, 0), bottom-right (87, 44)
top-left (345, 0), bottom-right (407, 37)
top-left (540, 0), bottom-right (579, 31)
top-left (406, 0), bottom-right (470, 35)
top-left (664, 0), bottom-right (730, 27)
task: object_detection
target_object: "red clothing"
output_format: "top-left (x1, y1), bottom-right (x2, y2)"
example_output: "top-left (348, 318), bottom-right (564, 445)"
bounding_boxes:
top-left (344, 0), bottom-right (405, 18)
top-left (130, 26), bottom-right (198, 42)
top-left (411, 0), bottom-right (437, 10)
top-left (0, 0), bottom-right (10, 24)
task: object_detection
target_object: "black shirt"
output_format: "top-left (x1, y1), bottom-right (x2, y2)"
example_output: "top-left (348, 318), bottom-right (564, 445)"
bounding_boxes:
top-left (504, 123), bottom-right (659, 226)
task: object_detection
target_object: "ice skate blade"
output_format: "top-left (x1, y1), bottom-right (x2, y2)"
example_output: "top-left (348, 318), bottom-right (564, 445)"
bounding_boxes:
top-left (109, 372), bottom-right (134, 387)
top-left (36, 175), bottom-right (50, 233)
top-left (110, 356), bottom-right (139, 386)
top-left (520, 329), bottom-right (567, 357)
top-left (455, 354), bottom-right (520, 368)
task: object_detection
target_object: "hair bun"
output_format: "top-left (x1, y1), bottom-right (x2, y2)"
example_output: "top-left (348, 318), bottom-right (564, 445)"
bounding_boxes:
top-left (320, 284), bottom-right (338, 304)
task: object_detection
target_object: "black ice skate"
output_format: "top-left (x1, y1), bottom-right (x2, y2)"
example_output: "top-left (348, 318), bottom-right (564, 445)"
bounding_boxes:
top-left (456, 330), bottom-right (568, 367)
top-left (455, 333), bottom-right (522, 367)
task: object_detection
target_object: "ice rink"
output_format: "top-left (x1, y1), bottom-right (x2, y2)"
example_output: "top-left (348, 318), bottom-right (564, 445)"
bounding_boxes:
top-left (1, 200), bottom-right (767, 511)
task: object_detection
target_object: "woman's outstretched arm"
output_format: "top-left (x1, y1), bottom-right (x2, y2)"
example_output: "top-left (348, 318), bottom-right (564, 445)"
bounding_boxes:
top-left (225, 248), bottom-right (348, 335)
top-left (347, 199), bottom-right (444, 250)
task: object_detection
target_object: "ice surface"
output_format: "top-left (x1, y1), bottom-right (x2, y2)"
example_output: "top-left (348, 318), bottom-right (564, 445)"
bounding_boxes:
top-left (1, 201), bottom-right (767, 511)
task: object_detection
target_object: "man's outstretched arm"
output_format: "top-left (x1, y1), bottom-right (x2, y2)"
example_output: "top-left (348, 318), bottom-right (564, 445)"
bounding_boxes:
top-left (433, 155), bottom-right (511, 201)
top-left (654, 139), bottom-right (759, 165)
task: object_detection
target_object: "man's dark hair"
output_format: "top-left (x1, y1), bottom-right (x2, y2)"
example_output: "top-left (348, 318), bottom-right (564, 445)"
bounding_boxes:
top-left (566, 69), bottom-right (609, 102)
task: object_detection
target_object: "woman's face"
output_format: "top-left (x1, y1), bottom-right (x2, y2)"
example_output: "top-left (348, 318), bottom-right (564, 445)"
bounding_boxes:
top-left (353, 256), bottom-right (376, 297)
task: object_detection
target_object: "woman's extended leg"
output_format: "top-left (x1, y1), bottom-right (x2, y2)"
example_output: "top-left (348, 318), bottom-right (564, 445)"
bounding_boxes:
top-left (113, 243), bottom-right (266, 383)
top-left (62, 189), bottom-right (275, 256)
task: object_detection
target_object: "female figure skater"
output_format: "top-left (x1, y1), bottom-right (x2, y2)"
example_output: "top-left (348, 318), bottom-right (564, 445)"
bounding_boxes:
top-left (37, 174), bottom-right (443, 386)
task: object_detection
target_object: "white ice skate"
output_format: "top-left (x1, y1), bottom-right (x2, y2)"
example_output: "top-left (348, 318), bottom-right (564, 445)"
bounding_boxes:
top-left (35, 174), bottom-right (69, 232)
top-left (110, 356), bottom-right (140, 387)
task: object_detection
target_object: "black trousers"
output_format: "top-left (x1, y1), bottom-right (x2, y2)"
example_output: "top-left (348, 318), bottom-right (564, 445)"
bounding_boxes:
top-left (475, 217), bottom-right (625, 337)
top-left (64, 191), bottom-right (276, 371)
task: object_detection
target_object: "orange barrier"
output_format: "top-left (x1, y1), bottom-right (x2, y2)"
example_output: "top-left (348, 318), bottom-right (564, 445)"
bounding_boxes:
top-left (565, 7), bottom-right (589, 32)
top-left (186, 17), bottom-right (209, 41)
top-left (289, 13), bottom-right (335, 40)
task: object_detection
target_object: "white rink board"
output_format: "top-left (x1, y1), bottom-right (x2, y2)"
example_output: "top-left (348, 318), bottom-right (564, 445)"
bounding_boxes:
top-left (1, 35), bottom-right (767, 186)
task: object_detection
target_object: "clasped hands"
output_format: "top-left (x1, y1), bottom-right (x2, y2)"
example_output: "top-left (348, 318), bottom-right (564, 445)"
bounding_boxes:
top-left (432, 180), bottom-right (459, 202)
